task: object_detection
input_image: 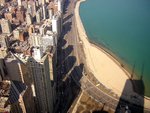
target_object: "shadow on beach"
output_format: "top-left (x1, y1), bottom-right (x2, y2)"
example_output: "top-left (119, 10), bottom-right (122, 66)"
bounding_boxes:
top-left (115, 78), bottom-right (144, 113)
top-left (63, 13), bottom-right (73, 23)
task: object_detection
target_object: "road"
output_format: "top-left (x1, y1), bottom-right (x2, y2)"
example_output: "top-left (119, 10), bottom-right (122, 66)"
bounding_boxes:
top-left (56, 0), bottom-right (82, 112)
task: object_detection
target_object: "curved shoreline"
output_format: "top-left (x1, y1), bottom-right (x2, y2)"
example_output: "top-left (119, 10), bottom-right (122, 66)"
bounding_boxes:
top-left (74, 0), bottom-right (150, 109)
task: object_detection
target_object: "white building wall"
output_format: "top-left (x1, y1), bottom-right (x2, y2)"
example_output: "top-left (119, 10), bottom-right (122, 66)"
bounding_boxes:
top-left (17, 0), bottom-right (22, 7)
top-left (13, 30), bottom-right (20, 40)
top-left (30, 33), bottom-right (42, 47)
top-left (42, 5), bottom-right (46, 20)
top-left (52, 14), bottom-right (62, 38)
top-left (52, 17), bottom-right (58, 34)
top-left (58, 0), bottom-right (62, 12)
top-left (26, 13), bottom-right (32, 26)
top-left (32, 47), bottom-right (43, 61)
top-left (48, 9), bottom-right (53, 19)
top-left (36, 10), bottom-right (41, 23)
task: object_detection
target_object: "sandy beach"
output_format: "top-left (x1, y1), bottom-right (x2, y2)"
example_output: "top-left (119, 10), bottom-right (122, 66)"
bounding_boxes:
top-left (74, 0), bottom-right (150, 109)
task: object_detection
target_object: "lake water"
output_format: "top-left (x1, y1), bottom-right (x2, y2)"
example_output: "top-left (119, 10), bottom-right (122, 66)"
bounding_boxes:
top-left (80, 0), bottom-right (150, 96)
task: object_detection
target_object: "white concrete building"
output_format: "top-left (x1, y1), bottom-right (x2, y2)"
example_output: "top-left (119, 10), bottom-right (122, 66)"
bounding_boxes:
top-left (52, 12), bottom-right (62, 37)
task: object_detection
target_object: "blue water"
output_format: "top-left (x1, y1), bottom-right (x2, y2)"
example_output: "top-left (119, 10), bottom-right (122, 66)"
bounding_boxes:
top-left (80, 0), bottom-right (150, 96)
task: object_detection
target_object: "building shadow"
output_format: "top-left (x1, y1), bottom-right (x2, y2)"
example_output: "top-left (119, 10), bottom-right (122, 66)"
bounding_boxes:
top-left (60, 63), bottom-right (84, 113)
top-left (61, 21), bottom-right (72, 38)
top-left (11, 81), bottom-right (27, 94)
top-left (70, 63), bottom-right (84, 83)
top-left (11, 23), bottom-right (19, 31)
top-left (61, 56), bottom-right (76, 79)
top-left (56, 61), bottom-right (84, 113)
top-left (63, 0), bottom-right (70, 14)
top-left (63, 13), bottom-right (73, 23)
top-left (60, 38), bottom-right (67, 47)
top-left (115, 62), bottom-right (146, 113)
top-left (115, 78), bottom-right (144, 113)
top-left (62, 45), bottom-right (73, 60)
top-left (57, 45), bottom-right (73, 67)
top-left (56, 0), bottom-right (84, 112)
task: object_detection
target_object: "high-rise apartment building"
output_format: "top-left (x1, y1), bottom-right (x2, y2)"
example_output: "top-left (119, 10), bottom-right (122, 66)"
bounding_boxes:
top-left (40, 24), bottom-right (47, 35)
top-left (30, 33), bottom-right (42, 47)
top-left (13, 28), bottom-right (25, 41)
top-left (4, 12), bottom-right (13, 22)
top-left (26, 13), bottom-right (32, 26)
top-left (58, 0), bottom-right (63, 12)
top-left (48, 8), bottom-right (54, 19)
top-left (0, 52), bottom-right (36, 113)
top-left (36, 9), bottom-right (41, 23)
top-left (18, 0), bottom-right (22, 7)
top-left (52, 11), bottom-right (62, 38)
top-left (42, 5), bottom-right (47, 20)
top-left (1, 19), bottom-right (12, 34)
top-left (27, 54), bottom-right (54, 113)
top-left (0, 34), bottom-right (10, 49)
top-left (0, 59), bottom-right (7, 80)
top-left (0, 0), bottom-right (5, 5)
top-left (16, 10), bottom-right (25, 23)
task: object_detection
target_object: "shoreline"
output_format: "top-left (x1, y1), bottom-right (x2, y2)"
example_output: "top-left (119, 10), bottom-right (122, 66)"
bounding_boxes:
top-left (74, 0), bottom-right (150, 109)
top-left (89, 39), bottom-right (131, 78)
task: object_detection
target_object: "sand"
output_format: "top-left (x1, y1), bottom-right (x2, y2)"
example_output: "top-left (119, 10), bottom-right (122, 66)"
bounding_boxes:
top-left (74, 0), bottom-right (150, 109)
